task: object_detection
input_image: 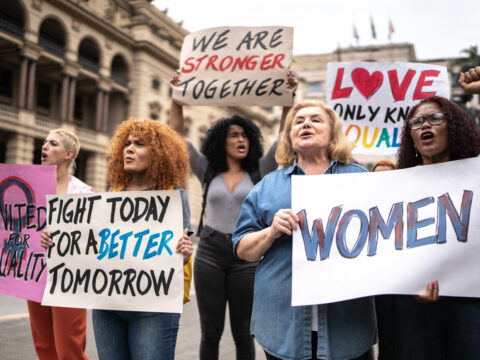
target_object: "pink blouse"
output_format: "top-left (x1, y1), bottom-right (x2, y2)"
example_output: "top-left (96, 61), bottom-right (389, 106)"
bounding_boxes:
top-left (67, 176), bottom-right (94, 194)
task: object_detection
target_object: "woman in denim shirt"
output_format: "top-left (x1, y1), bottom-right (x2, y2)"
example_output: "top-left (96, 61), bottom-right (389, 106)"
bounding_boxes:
top-left (233, 101), bottom-right (376, 360)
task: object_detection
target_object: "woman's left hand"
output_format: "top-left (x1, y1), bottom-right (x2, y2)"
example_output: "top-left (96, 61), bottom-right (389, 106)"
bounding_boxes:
top-left (286, 70), bottom-right (298, 93)
top-left (176, 228), bottom-right (193, 264)
top-left (414, 280), bottom-right (439, 303)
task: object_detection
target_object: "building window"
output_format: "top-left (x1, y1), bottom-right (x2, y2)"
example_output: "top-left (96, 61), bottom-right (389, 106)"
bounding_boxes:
top-left (451, 73), bottom-right (459, 88)
top-left (0, 66), bottom-right (13, 98)
top-left (307, 81), bottom-right (324, 93)
top-left (74, 95), bottom-right (84, 120)
top-left (149, 102), bottom-right (161, 121)
top-left (36, 82), bottom-right (51, 110)
top-left (152, 78), bottom-right (160, 91)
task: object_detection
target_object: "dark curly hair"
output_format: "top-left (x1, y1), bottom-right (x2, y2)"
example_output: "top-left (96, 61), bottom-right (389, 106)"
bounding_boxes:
top-left (397, 96), bottom-right (480, 169)
top-left (201, 115), bottom-right (264, 179)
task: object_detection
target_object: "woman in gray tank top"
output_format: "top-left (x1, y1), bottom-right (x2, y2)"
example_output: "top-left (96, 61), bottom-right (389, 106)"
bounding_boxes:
top-left (170, 70), bottom-right (297, 360)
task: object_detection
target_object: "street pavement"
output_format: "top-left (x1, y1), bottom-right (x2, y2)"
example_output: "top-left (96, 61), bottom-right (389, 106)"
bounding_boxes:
top-left (0, 292), bottom-right (265, 360)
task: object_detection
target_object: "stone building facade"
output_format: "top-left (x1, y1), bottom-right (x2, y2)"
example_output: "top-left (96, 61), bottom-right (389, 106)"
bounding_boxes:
top-left (0, 0), bottom-right (277, 226)
top-left (1, 1), bottom-right (477, 227)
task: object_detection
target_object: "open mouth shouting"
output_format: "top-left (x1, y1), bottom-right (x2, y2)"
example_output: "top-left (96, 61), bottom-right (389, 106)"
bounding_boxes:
top-left (420, 130), bottom-right (434, 145)
top-left (237, 144), bottom-right (247, 154)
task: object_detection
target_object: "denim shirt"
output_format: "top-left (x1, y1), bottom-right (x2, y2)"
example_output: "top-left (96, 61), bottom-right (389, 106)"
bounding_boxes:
top-left (232, 160), bottom-right (377, 360)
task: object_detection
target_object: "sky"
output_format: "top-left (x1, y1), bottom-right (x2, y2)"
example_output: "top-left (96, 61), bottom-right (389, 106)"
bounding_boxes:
top-left (152, 0), bottom-right (480, 61)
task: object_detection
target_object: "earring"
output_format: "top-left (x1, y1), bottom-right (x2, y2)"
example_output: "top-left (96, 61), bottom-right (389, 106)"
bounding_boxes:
top-left (415, 149), bottom-right (420, 158)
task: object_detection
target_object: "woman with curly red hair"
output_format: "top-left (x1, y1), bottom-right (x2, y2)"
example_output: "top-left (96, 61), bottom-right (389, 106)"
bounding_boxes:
top-left (92, 119), bottom-right (194, 360)
top-left (393, 96), bottom-right (480, 359)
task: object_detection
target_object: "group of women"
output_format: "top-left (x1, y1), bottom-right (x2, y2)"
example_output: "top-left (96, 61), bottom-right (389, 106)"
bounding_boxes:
top-left (26, 65), bottom-right (480, 360)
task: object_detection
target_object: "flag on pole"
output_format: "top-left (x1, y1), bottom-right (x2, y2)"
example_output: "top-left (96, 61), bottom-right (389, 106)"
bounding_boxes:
top-left (353, 23), bottom-right (359, 45)
top-left (388, 18), bottom-right (395, 40)
top-left (370, 15), bottom-right (377, 40)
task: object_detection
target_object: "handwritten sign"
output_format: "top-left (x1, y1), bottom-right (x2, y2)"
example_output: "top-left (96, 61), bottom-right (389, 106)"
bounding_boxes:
top-left (291, 157), bottom-right (480, 305)
top-left (0, 164), bottom-right (56, 302)
top-left (326, 62), bottom-right (450, 155)
top-left (173, 26), bottom-right (294, 106)
top-left (42, 191), bottom-right (185, 313)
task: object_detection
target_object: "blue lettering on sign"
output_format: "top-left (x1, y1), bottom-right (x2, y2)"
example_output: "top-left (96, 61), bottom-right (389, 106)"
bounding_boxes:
top-left (97, 228), bottom-right (175, 261)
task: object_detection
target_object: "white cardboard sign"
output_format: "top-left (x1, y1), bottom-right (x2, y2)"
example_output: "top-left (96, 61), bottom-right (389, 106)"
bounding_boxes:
top-left (326, 62), bottom-right (450, 155)
top-left (292, 157), bottom-right (480, 305)
top-left (173, 26), bottom-right (294, 106)
top-left (42, 191), bottom-right (184, 313)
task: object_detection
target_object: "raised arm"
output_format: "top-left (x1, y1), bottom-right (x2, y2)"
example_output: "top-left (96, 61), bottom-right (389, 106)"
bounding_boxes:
top-left (169, 70), bottom-right (185, 136)
top-left (459, 66), bottom-right (480, 94)
top-left (279, 70), bottom-right (298, 135)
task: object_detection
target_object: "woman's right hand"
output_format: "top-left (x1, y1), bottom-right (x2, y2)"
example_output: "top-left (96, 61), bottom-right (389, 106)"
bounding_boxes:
top-left (459, 66), bottom-right (480, 94)
top-left (268, 209), bottom-right (299, 240)
top-left (41, 229), bottom-right (53, 249)
top-left (170, 69), bottom-right (181, 88)
top-left (414, 280), bottom-right (439, 303)
top-left (169, 69), bottom-right (185, 135)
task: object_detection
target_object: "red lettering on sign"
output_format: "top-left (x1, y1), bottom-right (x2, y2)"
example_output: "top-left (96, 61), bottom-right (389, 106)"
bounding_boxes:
top-left (331, 68), bottom-right (353, 100)
top-left (413, 70), bottom-right (440, 100)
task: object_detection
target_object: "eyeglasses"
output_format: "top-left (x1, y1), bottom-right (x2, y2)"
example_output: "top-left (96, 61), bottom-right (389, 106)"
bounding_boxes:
top-left (407, 112), bottom-right (446, 130)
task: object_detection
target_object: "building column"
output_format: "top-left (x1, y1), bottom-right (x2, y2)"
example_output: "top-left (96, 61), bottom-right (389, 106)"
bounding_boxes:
top-left (95, 88), bottom-right (104, 131)
top-left (102, 91), bottom-right (110, 133)
top-left (5, 134), bottom-right (35, 164)
top-left (85, 152), bottom-right (107, 191)
top-left (26, 59), bottom-right (37, 111)
top-left (60, 74), bottom-right (70, 122)
top-left (67, 77), bottom-right (77, 123)
top-left (124, 99), bottom-right (130, 121)
top-left (18, 57), bottom-right (28, 108)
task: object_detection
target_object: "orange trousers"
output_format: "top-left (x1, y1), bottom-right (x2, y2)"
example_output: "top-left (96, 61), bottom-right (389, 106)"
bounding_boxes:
top-left (27, 300), bottom-right (90, 360)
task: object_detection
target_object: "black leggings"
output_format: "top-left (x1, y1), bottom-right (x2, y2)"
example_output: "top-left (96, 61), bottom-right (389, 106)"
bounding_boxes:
top-left (194, 227), bottom-right (257, 360)
top-left (264, 332), bottom-right (373, 360)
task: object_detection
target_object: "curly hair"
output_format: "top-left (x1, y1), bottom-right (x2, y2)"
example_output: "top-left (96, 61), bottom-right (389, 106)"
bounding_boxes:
top-left (106, 118), bottom-right (189, 190)
top-left (397, 96), bottom-right (480, 169)
top-left (201, 115), bottom-right (263, 178)
top-left (276, 100), bottom-right (354, 167)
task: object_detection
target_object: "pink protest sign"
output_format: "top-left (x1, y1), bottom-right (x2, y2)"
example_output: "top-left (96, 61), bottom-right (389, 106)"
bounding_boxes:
top-left (0, 164), bottom-right (56, 302)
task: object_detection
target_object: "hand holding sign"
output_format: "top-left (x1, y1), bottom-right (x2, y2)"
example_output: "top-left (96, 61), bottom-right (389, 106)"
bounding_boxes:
top-left (175, 229), bottom-right (193, 265)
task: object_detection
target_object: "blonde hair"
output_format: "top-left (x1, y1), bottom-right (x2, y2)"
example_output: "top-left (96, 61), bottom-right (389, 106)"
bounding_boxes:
top-left (276, 100), bottom-right (354, 167)
top-left (49, 128), bottom-right (80, 173)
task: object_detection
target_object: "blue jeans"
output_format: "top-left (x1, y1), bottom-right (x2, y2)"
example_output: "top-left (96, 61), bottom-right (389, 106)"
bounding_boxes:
top-left (92, 309), bottom-right (180, 360)
top-left (392, 296), bottom-right (480, 360)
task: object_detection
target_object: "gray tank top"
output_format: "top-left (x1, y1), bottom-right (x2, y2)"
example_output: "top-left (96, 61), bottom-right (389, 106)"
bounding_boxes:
top-left (187, 139), bottom-right (278, 234)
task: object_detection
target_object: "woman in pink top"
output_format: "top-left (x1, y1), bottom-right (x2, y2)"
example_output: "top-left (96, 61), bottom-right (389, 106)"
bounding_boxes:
top-left (29, 128), bottom-right (93, 360)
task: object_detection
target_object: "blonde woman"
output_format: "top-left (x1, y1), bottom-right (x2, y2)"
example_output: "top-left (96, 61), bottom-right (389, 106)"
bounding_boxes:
top-left (233, 101), bottom-right (376, 360)
top-left (33, 128), bottom-right (93, 360)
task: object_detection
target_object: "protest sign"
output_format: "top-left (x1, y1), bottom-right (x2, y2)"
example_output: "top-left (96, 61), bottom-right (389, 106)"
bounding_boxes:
top-left (42, 190), bottom-right (185, 313)
top-left (172, 26), bottom-right (294, 106)
top-left (0, 164), bottom-right (55, 302)
top-left (326, 62), bottom-right (450, 155)
top-left (291, 157), bottom-right (480, 305)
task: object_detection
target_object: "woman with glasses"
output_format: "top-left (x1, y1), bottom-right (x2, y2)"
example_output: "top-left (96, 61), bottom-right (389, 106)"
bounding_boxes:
top-left (393, 96), bottom-right (480, 359)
